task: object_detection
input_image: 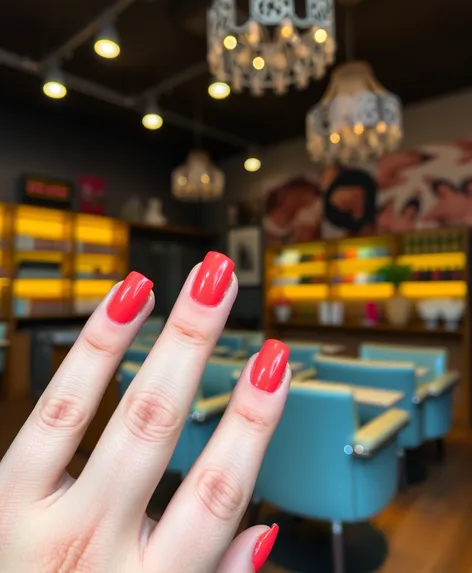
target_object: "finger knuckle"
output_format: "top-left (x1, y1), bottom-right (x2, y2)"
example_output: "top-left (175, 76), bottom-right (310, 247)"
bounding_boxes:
top-left (195, 468), bottom-right (245, 522)
top-left (123, 390), bottom-right (182, 443)
top-left (233, 405), bottom-right (272, 434)
top-left (169, 318), bottom-right (212, 348)
top-left (38, 395), bottom-right (88, 430)
top-left (81, 328), bottom-right (117, 359)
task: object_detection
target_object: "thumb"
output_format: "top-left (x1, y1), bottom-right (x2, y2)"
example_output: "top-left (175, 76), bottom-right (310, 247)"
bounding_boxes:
top-left (216, 524), bottom-right (279, 573)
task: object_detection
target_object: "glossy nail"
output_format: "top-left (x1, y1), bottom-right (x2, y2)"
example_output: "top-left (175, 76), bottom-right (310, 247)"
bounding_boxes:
top-left (191, 251), bottom-right (234, 306)
top-left (252, 524), bottom-right (279, 572)
top-left (251, 339), bottom-right (289, 393)
top-left (107, 271), bottom-right (153, 324)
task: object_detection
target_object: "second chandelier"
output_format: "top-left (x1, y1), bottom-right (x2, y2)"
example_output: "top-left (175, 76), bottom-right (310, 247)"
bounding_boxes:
top-left (207, 0), bottom-right (336, 96)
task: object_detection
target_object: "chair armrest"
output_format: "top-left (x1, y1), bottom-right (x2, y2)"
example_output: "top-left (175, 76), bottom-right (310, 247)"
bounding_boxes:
top-left (213, 345), bottom-right (230, 356)
top-left (412, 383), bottom-right (430, 404)
top-left (232, 350), bottom-right (247, 359)
top-left (354, 409), bottom-right (410, 457)
top-left (293, 368), bottom-right (317, 381)
top-left (427, 371), bottom-right (460, 397)
top-left (189, 393), bottom-right (231, 422)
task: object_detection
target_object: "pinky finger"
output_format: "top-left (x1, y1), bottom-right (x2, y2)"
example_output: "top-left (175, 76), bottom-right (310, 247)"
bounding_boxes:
top-left (216, 524), bottom-right (279, 573)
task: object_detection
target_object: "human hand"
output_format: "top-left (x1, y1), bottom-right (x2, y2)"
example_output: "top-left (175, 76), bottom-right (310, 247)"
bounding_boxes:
top-left (0, 252), bottom-right (291, 573)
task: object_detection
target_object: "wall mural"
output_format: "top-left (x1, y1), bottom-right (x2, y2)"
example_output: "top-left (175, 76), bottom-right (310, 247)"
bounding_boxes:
top-left (260, 137), bottom-right (472, 245)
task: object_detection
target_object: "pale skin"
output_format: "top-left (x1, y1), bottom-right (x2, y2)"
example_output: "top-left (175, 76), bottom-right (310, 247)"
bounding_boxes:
top-left (0, 264), bottom-right (291, 572)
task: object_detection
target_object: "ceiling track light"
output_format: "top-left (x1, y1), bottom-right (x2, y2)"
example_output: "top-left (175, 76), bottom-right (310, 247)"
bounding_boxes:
top-left (42, 64), bottom-right (67, 99)
top-left (94, 19), bottom-right (121, 59)
top-left (244, 149), bottom-right (261, 172)
top-left (142, 99), bottom-right (164, 130)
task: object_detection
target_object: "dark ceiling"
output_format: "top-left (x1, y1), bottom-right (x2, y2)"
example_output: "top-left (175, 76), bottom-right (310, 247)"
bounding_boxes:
top-left (0, 0), bottom-right (471, 160)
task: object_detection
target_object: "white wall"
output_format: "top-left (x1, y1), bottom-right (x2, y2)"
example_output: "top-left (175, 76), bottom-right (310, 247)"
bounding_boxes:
top-left (221, 88), bottom-right (472, 201)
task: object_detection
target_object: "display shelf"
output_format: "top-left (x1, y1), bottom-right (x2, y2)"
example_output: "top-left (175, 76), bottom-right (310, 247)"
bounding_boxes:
top-left (400, 281), bottom-right (466, 299)
top-left (397, 252), bottom-right (466, 268)
top-left (268, 319), bottom-right (464, 337)
top-left (329, 257), bottom-right (392, 274)
top-left (330, 283), bottom-right (394, 300)
top-left (271, 261), bottom-right (327, 277)
top-left (268, 284), bottom-right (328, 302)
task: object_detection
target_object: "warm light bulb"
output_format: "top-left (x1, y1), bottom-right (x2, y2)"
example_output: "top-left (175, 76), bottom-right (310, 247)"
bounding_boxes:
top-left (223, 35), bottom-right (237, 50)
top-left (94, 39), bottom-right (120, 59)
top-left (208, 81), bottom-right (231, 99)
top-left (353, 123), bottom-right (364, 135)
top-left (314, 28), bottom-right (328, 43)
top-left (280, 19), bottom-right (294, 39)
top-left (244, 157), bottom-right (261, 172)
top-left (330, 133), bottom-right (340, 144)
top-left (43, 81), bottom-right (67, 99)
top-left (253, 56), bottom-right (265, 70)
top-left (377, 121), bottom-right (388, 133)
top-left (200, 173), bottom-right (210, 184)
top-left (177, 175), bottom-right (187, 186)
top-left (142, 113), bottom-right (163, 130)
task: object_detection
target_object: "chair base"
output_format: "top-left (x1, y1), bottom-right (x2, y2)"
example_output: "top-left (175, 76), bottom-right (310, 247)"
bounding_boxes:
top-left (258, 512), bottom-right (388, 573)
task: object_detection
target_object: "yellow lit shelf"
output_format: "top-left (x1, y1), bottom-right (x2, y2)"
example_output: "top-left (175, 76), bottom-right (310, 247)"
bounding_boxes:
top-left (14, 278), bottom-right (71, 298)
top-left (273, 242), bottom-right (326, 256)
top-left (268, 284), bottom-right (328, 302)
top-left (75, 214), bottom-right (128, 246)
top-left (16, 251), bottom-right (67, 263)
top-left (15, 205), bottom-right (70, 241)
top-left (74, 279), bottom-right (115, 297)
top-left (397, 252), bottom-right (465, 268)
top-left (329, 257), bottom-right (392, 274)
top-left (400, 281), bottom-right (467, 299)
top-left (271, 261), bottom-right (327, 277)
top-left (331, 283), bottom-right (394, 300)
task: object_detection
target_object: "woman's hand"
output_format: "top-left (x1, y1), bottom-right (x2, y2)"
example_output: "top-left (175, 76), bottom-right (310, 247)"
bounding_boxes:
top-left (0, 252), bottom-right (291, 573)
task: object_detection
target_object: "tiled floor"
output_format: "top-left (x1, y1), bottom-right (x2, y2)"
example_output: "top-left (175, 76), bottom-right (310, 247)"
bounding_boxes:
top-left (2, 400), bottom-right (472, 572)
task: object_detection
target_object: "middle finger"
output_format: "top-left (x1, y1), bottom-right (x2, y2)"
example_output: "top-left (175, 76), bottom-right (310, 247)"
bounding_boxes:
top-left (71, 252), bottom-right (237, 525)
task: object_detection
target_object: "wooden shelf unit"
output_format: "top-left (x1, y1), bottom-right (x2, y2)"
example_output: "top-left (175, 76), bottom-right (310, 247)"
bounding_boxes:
top-left (264, 228), bottom-right (472, 426)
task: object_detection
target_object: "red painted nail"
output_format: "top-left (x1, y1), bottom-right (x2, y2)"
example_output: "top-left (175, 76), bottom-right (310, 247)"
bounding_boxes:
top-left (250, 340), bottom-right (289, 393)
top-left (252, 524), bottom-right (279, 572)
top-left (191, 251), bottom-right (234, 306)
top-left (107, 271), bottom-right (153, 324)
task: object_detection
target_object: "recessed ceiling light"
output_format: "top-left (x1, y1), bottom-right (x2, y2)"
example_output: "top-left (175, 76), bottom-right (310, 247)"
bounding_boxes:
top-left (208, 81), bottom-right (231, 99)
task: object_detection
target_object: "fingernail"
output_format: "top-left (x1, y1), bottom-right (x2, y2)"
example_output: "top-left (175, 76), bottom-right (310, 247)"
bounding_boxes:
top-left (250, 339), bottom-right (289, 393)
top-left (107, 271), bottom-right (153, 324)
top-left (252, 524), bottom-right (279, 572)
top-left (191, 251), bottom-right (234, 306)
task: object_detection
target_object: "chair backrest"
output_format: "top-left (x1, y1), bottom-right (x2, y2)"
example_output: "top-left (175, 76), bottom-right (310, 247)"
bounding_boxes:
top-left (256, 382), bottom-right (358, 521)
top-left (285, 341), bottom-right (324, 369)
top-left (218, 330), bottom-right (264, 355)
top-left (360, 343), bottom-right (447, 380)
top-left (123, 344), bottom-right (151, 364)
top-left (314, 355), bottom-right (421, 448)
top-left (139, 316), bottom-right (164, 334)
top-left (201, 358), bottom-right (244, 397)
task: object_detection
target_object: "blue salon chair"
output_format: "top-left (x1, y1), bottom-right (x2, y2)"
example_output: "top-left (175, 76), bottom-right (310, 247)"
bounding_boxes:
top-left (134, 316), bottom-right (165, 345)
top-left (118, 361), bottom-right (230, 477)
top-left (255, 381), bottom-right (409, 573)
top-left (360, 344), bottom-right (459, 451)
top-left (314, 355), bottom-right (425, 450)
top-left (214, 330), bottom-right (264, 358)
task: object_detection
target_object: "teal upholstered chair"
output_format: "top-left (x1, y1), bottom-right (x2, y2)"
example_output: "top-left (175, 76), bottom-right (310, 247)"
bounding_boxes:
top-left (118, 361), bottom-right (230, 476)
top-left (214, 330), bottom-right (263, 358)
top-left (134, 316), bottom-right (164, 345)
top-left (255, 381), bottom-right (409, 573)
top-left (314, 355), bottom-right (425, 450)
top-left (360, 344), bottom-right (459, 450)
top-left (124, 343), bottom-right (152, 363)
top-left (200, 357), bottom-right (244, 397)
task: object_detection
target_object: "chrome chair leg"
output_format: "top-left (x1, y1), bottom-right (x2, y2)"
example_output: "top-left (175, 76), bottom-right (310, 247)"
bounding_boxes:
top-left (331, 521), bottom-right (345, 573)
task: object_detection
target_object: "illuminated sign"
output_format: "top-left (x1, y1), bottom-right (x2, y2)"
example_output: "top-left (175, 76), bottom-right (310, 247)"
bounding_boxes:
top-left (20, 175), bottom-right (73, 208)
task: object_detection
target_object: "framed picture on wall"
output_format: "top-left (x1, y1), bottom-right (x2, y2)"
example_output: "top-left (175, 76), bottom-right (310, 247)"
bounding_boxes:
top-left (228, 226), bottom-right (261, 287)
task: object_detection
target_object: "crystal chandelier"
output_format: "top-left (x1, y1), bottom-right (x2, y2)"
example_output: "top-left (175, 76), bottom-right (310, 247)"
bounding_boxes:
top-left (306, 61), bottom-right (403, 165)
top-left (207, 0), bottom-right (336, 96)
top-left (171, 150), bottom-right (225, 201)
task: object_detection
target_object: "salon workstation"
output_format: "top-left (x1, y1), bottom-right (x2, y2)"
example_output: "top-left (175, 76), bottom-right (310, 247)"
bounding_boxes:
top-left (1, 0), bottom-right (472, 571)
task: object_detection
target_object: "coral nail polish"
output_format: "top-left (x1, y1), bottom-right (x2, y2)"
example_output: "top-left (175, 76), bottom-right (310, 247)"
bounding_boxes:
top-left (250, 339), bottom-right (289, 393)
top-left (191, 251), bottom-right (234, 306)
top-left (252, 524), bottom-right (279, 572)
top-left (107, 271), bottom-right (153, 324)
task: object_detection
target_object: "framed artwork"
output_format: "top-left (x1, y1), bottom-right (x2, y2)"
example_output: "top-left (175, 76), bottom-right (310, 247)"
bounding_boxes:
top-left (228, 226), bottom-right (261, 287)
